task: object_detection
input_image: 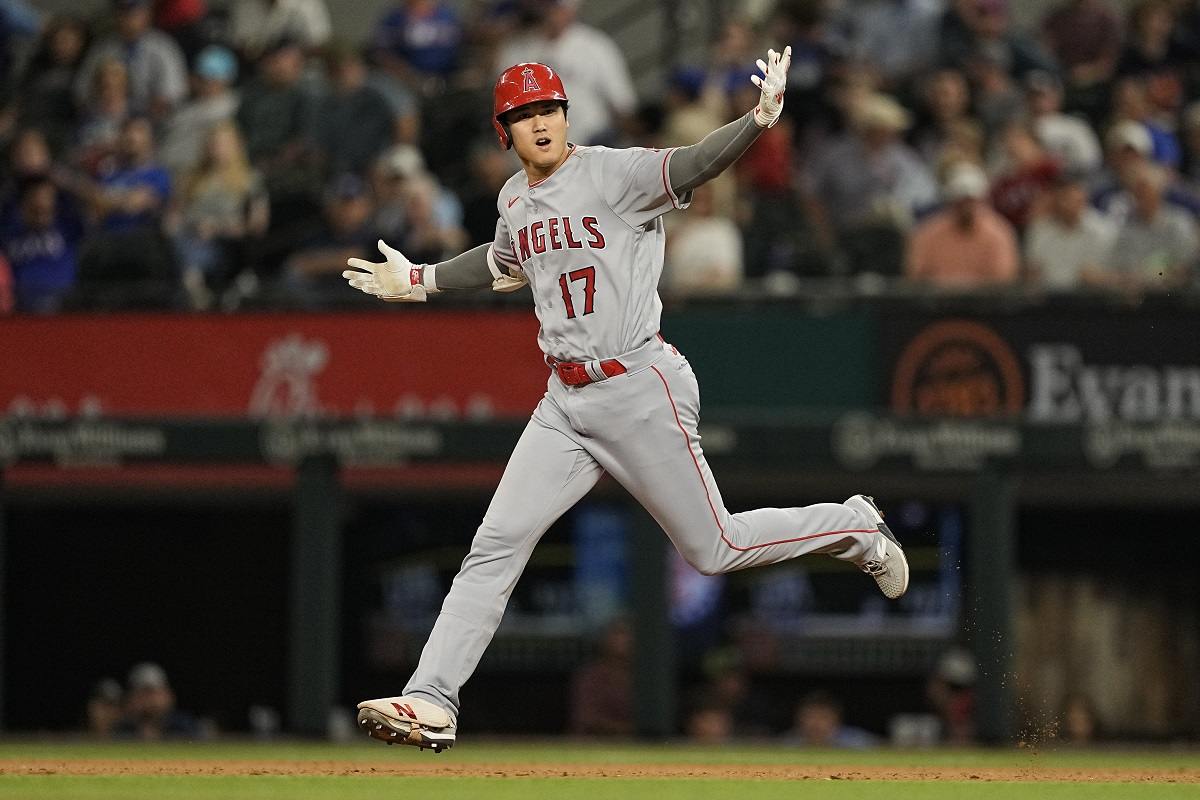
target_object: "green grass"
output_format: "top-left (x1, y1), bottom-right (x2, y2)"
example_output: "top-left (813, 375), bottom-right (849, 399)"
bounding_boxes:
top-left (1, 741), bottom-right (1197, 800)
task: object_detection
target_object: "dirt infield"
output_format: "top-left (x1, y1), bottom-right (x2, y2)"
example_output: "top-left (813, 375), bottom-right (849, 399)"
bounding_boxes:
top-left (5, 759), bottom-right (1199, 783)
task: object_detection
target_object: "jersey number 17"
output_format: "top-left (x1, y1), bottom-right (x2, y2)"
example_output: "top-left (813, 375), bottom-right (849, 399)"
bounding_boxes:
top-left (558, 266), bottom-right (596, 319)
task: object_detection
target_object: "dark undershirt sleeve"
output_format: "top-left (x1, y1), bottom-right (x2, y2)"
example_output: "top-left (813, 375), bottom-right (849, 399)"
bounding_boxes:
top-left (667, 111), bottom-right (764, 194)
top-left (431, 243), bottom-right (494, 289)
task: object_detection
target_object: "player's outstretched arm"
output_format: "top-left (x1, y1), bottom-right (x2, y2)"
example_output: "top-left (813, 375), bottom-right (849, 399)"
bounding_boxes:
top-left (668, 46), bottom-right (791, 195)
top-left (343, 241), bottom-right (496, 301)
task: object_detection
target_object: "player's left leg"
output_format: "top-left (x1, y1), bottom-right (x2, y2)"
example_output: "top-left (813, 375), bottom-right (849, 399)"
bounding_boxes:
top-left (581, 347), bottom-right (907, 596)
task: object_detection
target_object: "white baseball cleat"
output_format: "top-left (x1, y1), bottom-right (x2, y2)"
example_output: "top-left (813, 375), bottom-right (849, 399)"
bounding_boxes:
top-left (845, 494), bottom-right (909, 600)
top-left (356, 696), bottom-right (456, 752)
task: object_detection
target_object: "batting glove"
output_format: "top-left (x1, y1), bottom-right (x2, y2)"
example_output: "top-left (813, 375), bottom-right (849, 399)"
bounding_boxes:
top-left (343, 239), bottom-right (434, 302)
top-left (751, 46), bottom-right (791, 129)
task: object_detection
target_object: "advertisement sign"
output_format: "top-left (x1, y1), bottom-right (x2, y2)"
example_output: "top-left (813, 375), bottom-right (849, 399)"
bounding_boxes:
top-left (881, 308), bottom-right (1200, 471)
top-left (0, 312), bottom-right (546, 418)
top-left (882, 309), bottom-right (1200, 424)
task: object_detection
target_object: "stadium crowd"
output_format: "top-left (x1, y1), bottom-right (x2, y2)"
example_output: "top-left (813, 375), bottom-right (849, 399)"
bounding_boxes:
top-left (1, 0), bottom-right (1199, 313)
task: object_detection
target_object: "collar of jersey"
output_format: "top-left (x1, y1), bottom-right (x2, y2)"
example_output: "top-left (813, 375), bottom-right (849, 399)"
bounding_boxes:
top-left (527, 143), bottom-right (579, 189)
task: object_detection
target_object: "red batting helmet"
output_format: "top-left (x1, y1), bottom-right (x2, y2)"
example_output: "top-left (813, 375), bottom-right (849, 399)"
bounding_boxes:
top-left (492, 62), bottom-right (569, 150)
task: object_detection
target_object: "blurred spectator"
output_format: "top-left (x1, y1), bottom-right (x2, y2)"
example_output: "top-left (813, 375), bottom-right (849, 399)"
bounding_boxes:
top-left (75, 116), bottom-right (175, 307)
top-left (114, 662), bottom-right (200, 740)
top-left (685, 701), bottom-right (733, 744)
top-left (1116, 0), bottom-right (1189, 118)
top-left (568, 617), bottom-right (633, 737)
top-left (1060, 692), bottom-right (1102, 744)
top-left (733, 77), bottom-right (803, 280)
top-left (2, 128), bottom-right (54, 211)
top-left (939, 0), bottom-right (1057, 81)
top-left (229, 0), bottom-right (331, 61)
top-left (663, 183), bottom-right (743, 295)
top-left (1107, 160), bottom-right (1198, 291)
top-left (160, 44), bottom-right (239, 181)
top-left (1109, 76), bottom-right (1180, 168)
top-left (397, 173), bottom-right (466, 263)
top-left (706, 19), bottom-right (763, 118)
top-left (0, 0), bottom-right (42, 90)
top-left (170, 121), bottom-right (269, 308)
top-left (1095, 120), bottom-right (1200, 223)
top-left (1024, 70), bottom-right (1102, 174)
top-left (801, 92), bottom-right (938, 276)
top-left (1041, 0), bottom-right (1122, 89)
top-left (9, 16), bottom-right (89, 155)
top-left (494, 0), bottom-right (636, 145)
top-left (831, 0), bottom-right (943, 89)
top-left (782, 690), bottom-right (878, 748)
top-left (313, 44), bottom-right (397, 177)
top-left (989, 121), bottom-right (1061, 231)
top-left (964, 44), bottom-right (1024, 134)
top-left (926, 647), bottom-right (977, 744)
top-left (86, 677), bottom-right (123, 738)
top-left (371, 143), bottom-right (465, 246)
top-left (237, 37), bottom-right (321, 270)
top-left (1025, 171), bottom-right (1116, 290)
top-left (283, 172), bottom-right (377, 302)
top-left (773, 1), bottom-right (841, 144)
top-left (153, 0), bottom-right (210, 64)
top-left (74, 0), bottom-right (188, 123)
top-left (372, 0), bottom-right (463, 87)
top-left (688, 647), bottom-right (774, 738)
top-left (74, 58), bottom-right (132, 173)
top-left (912, 68), bottom-right (978, 169)
top-left (906, 161), bottom-right (1020, 287)
top-left (459, 140), bottom-right (517, 245)
top-left (0, 177), bottom-right (84, 313)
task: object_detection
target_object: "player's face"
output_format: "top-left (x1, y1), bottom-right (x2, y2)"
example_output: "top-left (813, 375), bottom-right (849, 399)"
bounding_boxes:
top-left (507, 101), bottom-right (568, 170)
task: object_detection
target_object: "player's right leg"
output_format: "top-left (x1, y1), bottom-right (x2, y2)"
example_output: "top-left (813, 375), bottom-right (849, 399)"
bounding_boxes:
top-left (357, 393), bottom-right (603, 751)
top-left (582, 348), bottom-right (907, 597)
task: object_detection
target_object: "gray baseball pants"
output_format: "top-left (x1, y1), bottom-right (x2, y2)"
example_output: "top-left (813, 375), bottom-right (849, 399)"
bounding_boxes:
top-left (403, 337), bottom-right (885, 719)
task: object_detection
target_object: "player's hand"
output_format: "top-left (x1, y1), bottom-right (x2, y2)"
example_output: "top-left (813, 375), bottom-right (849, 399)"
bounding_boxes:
top-left (343, 239), bottom-right (428, 302)
top-left (751, 46), bottom-right (791, 129)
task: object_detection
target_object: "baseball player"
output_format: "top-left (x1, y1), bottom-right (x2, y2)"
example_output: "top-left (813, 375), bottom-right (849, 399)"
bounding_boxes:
top-left (347, 50), bottom-right (908, 752)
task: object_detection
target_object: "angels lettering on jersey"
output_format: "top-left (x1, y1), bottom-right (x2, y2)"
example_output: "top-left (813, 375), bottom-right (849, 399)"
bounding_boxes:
top-left (512, 215), bottom-right (606, 262)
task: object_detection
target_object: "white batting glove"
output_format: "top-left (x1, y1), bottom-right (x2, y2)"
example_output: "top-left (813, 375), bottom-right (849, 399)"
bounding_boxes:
top-left (751, 46), bottom-right (791, 129)
top-left (343, 239), bottom-right (431, 302)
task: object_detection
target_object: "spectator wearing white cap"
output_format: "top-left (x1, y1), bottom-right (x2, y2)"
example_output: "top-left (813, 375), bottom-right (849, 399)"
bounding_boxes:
top-left (1094, 120), bottom-right (1200, 224)
top-left (160, 44), bottom-right (240, 181)
top-left (1025, 171), bottom-right (1116, 291)
top-left (801, 92), bottom-right (938, 275)
top-left (905, 161), bottom-right (1020, 288)
top-left (1024, 70), bottom-right (1102, 175)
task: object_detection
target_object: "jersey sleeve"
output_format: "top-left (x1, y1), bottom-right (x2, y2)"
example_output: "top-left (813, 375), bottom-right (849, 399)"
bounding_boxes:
top-left (594, 146), bottom-right (692, 228)
top-left (490, 210), bottom-right (524, 277)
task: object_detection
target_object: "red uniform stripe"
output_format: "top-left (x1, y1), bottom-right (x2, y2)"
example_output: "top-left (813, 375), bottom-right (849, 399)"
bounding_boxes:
top-left (649, 366), bottom-right (876, 553)
top-left (661, 148), bottom-right (680, 209)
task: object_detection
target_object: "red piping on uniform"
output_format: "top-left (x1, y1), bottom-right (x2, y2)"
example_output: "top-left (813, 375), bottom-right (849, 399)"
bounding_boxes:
top-left (661, 148), bottom-right (679, 209)
top-left (649, 366), bottom-right (876, 553)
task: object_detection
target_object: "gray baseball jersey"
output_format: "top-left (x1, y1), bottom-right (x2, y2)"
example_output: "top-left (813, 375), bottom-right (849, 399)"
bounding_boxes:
top-left (491, 145), bottom-right (689, 361)
top-left (400, 141), bottom-right (893, 726)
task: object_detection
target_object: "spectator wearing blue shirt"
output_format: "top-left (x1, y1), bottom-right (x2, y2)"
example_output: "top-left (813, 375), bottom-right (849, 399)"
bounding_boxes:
top-left (0, 178), bottom-right (83, 313)
top-left (373, 0), bottom-right (463, 86)
top-left (76, 116), bottom-right (175, 307)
